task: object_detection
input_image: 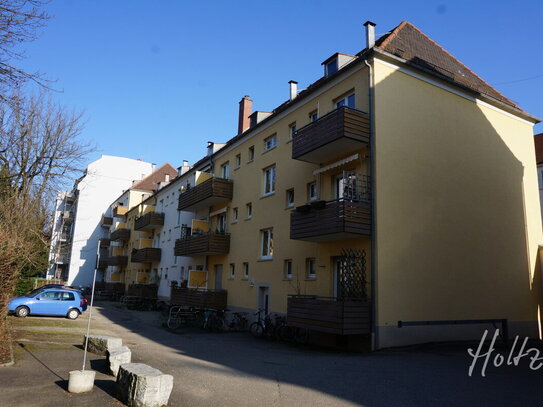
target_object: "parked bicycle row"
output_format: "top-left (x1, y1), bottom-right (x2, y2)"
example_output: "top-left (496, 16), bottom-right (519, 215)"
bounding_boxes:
top-left (165, 306), bottom-right (308, 344)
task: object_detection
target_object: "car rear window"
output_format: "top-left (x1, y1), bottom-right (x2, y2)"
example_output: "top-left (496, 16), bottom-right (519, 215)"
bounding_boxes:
top-left (60, 292), bottom-right (75, 301)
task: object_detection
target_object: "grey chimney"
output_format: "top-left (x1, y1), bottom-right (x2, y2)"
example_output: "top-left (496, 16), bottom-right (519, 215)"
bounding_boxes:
top-left (289, 81), bottom-right (298, 101)
top-left (364, 21), bottom-right (376, 49)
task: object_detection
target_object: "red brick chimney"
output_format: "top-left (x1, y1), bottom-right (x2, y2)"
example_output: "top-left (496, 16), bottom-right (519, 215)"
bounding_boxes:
top-left (238, 95), bottom-right (253, 135)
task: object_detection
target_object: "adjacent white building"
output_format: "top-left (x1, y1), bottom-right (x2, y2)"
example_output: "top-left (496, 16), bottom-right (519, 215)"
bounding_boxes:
top-left (48, 155), bottom-right (154, 286)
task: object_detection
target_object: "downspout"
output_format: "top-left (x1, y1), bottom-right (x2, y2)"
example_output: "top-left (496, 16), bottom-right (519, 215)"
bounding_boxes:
top-left (364, 57), bottom-right (378, 351)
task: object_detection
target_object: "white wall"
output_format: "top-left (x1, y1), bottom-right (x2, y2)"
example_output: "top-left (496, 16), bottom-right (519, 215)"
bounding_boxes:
top-left (67, 155), bottom-right (153, 287)
top-left (154, 173), bottom-right (206, 300)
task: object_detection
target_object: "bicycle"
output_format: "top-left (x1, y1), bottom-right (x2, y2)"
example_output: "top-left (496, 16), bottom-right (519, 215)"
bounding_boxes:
top-left (228, 312), bottom-right (249, 332)
top-left (250, 309), bottom-right (279, 339)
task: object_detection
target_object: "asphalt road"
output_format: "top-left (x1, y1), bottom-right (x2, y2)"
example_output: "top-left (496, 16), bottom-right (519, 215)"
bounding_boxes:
top-left (1, 302), bottom-right (542, 407)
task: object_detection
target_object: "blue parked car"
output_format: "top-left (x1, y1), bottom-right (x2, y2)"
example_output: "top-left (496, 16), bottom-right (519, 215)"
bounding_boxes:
top-left (8, 288), bottom-right (86, 320)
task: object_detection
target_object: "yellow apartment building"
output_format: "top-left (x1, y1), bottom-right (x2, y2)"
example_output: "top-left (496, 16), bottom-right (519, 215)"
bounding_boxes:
top-left (172, 20), bottom-right (542, 349)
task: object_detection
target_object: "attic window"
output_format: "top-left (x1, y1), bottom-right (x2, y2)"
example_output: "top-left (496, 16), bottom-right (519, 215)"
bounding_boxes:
top-left (325, 59), bottom-right (338, 76)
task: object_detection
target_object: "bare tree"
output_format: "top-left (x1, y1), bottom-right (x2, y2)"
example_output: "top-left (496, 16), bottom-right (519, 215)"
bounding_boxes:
top-left (0, 90), bottom-right (92, 365)
top-left (0, 0), bottom-right (49, 93)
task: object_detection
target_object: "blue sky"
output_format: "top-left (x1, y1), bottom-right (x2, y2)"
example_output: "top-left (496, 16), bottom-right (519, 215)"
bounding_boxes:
top-left (17, 0), bottom-right (543, 169)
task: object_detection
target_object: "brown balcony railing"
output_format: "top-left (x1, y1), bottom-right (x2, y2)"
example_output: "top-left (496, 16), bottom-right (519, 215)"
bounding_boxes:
top-left (134, 211), bottom-right (165, 231)
top-left (131, 248), bottom-right (161, 263)
top-left (108, 255), bottom-right (128, 267)
top-left (110, 228), bottom-right (130, 242)
top-left (290, 199), bottom-right (371, 241)
top-left (292, 106), bottom-right (369, 164)
top-left (97, 258), bottom-right (109, 270)
top-left (287, 295), bottom-right (371, 335)
top-left (174, 233), bottom-right (230, 256)
top-left (101, 216), bottom-right (113, 227)
top-left (170, 287), bottom-right (227, 310)
top-left (99, 238), bottom-right (110, 247)
top-left (178, 177), bottom-right (233, 211)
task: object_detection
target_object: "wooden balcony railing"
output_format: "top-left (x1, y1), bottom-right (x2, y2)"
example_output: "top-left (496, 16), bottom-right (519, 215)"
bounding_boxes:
top-left (134, 211), bottom-right (164, 231)
top-left (97, 258), bottom-right (109, 270)
top-left (131, 248), bottom-right (161, 263)
top-left (178, 177), bottom-right (233, 211)
top-left (99, 238), bottom-right (110, 247)
top-left (174, 233), bottom-right (230, 256)
top-left (107, 255), bottom-right (128, 267)
top-left (101, 215), bottom-right (113, 227)
top-left (110, 228), bottom-right (130, 242)
top-left (292, 106), bottom-right (369, 164)
top-left (287, 295), bottom-right (371, 335)
top-left (170, 287), bottom-right (227, 310)
top-left (290, 199), bottom-right (371, 241)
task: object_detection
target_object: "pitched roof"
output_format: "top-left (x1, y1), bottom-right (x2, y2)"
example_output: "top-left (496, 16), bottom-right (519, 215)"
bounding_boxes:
top-left (374, 21), bottom-right (519, 109)
top-left (535, 133), bottom-right (543, 164)
top-left (130, 163), bottom-right (177, 192)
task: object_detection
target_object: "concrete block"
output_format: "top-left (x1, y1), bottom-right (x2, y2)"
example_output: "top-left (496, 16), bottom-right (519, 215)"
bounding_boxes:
top-left (107, 346), bottom-right (132, 377)
top-left (68, 370), bottom-right (96, 393)
top-left (83, 335), bottom-right (122, 356)
top-left (116, 363), bottom-right (173, 407)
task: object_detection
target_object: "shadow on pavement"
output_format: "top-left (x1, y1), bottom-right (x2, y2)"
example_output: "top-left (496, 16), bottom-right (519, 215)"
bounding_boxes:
top-left (18, 343), bottom-right (65, 381)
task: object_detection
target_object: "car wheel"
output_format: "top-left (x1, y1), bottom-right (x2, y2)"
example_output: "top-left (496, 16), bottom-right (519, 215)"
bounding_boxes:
top-left (66, 309), bottom-right (80, 320)
top-left (15, 306), bottom-right (29, 318)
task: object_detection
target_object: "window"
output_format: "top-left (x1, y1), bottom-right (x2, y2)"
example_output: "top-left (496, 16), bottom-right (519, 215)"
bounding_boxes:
top-left (306, 258), bottom-right (316, 279)
top-left (284, 259), bottom-right (293, 280)
top-left (232, 207), bottom-right (238, 222)
top-left (325, 59), bottom-right (338, 76)
top-left (235, 154), bottom-right (241, 168)
top-left (248, 146), bottom-right (255, 162)
top-left (307, 182), bottom-right (317, 201)
top-left (229, 263), bottom-right (235, 279)
top-left (336, 93), bottom-right (355, 109)
top-left (243, 262), bottom-right (249, 279)
top-left (261, 228), bottom-right (273, 259)
top-left (174, 255), bottom-right (177, 265)
top-left (309, 111), bottom-right (318, 122)
top-left (264, 135), bottom-right (277, 152)
top-left (60, 292), bottom-right (75, 301)
top-left (177, 211), bottom-right (181, 225)
top-left (221, 162), bottom-right (230, 179)
top-left (168, 229), bottom-right (172, 241)
top-left (217, 214), bottom-right (227, 233)
top-left (286, 189), bottom-right (294, 207)
top-left (246, 203), bottom-right (252, 219)
top-left (335, 171), bottom-right (357, 200)
top-left (263, 165), bottom-right (276, 196)
top-left (288, 122), bottom-right (296, 141)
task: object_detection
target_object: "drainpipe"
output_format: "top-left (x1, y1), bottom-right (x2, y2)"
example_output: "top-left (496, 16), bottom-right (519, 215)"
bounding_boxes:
top-left (364, 57), bottom-right (378, 351)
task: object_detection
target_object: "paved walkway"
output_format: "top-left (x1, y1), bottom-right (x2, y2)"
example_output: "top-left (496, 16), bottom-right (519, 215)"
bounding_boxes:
top-left (1, 301), bottom-right (542, 406)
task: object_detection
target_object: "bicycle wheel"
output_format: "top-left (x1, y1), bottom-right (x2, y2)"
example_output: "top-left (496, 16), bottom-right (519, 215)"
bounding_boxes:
top-left (249, 322), bottom-right (264, 338)
top-left (167, 315), bottom-right (181, 330)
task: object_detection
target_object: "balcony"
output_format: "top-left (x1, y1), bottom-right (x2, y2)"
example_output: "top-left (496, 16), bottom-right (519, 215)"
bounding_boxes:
top-left (170, 287), bottom-right (227, 310)
top-left (113, 206), bottom-right (128, 217)
top-left (135, 211), bottom-right (164, 231)
top-left (174, 233), bottom-right (230, 256)
top-left (131, 248), bottom-right (161, 263)
top-left (292, 106), bottom-right (369, 164)
top-left (290, 199), bottom-right (371, 242)
top-left (110, 228), bottom-right (130, 242)
top-left (97, 258), bottom-right (109, 270)
top-left (62, 211), bottom-right (75, 223)
top-left (101, 215), bottom-right (113, 227)
top-left (99, 238), bottom-right (110, 247)
top-left (108, 255), bottom-right (128, 267)
top-left (178, 177), bottom-right (233, 211)
top-left (287, 295), bottom-right (370, 335)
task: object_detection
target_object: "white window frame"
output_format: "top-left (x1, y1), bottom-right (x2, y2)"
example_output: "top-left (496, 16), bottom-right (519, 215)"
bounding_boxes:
top-left (263, 165), bottom-right (276, 196)
top-left (289, 122), bottom-right (296, 141)
top-left (243, 262), bottom-right (249, 279)
top-left (260, 228), bottom-right (273, 260)
top-left (221, 162), bottom-right (230, 179)
top-left (229, 263), bottom-right (235, 279)
top-left (248, 146), bottom-right (255, 162)
top-left (286, 188), bottom-right (294, 207)
top-left (246, 203), bottom-right (252, 219)
top-left (284, 259), bottom-right (293, 280)
top-left (336, 93), bottom-right (355, 109)
top-left (235, 154), bottom-right (241, 169)
top-left (232, 207), bottom-right (238, 222)
top-left (263, 135), bottom-right (277, 152)
top-left (308, 182), bottom-right (317, 201)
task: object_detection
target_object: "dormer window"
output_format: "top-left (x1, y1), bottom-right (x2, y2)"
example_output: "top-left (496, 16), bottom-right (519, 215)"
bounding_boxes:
top-left (325, 58), bottom-right (338, 76)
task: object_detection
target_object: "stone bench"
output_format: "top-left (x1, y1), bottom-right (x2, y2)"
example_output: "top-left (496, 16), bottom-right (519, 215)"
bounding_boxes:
top-left (107, 346), bottom-right (131, 377)
top-left (83, 335), bottom-right (122, 356)
top-left (116, 363), bottom-right (173, 407)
